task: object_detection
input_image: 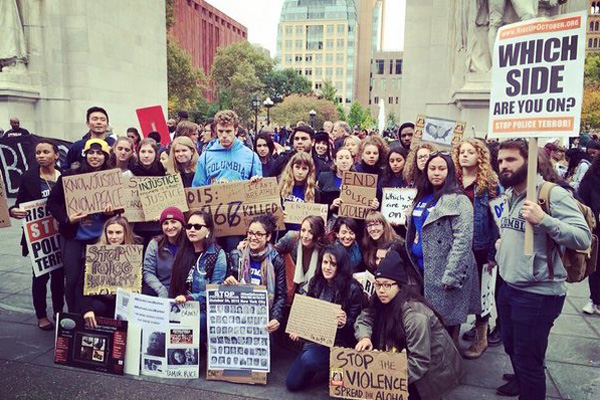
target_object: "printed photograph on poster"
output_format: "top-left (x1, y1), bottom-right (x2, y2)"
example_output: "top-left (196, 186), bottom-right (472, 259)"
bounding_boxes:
top-left (167, 348), bottom-right (198, 365)
top-left (143, 331), bottom-right (166, 357)
top-left (143, 358), bottom-right (163, 373)
top-left (422, 116), bottom-right (455, 147)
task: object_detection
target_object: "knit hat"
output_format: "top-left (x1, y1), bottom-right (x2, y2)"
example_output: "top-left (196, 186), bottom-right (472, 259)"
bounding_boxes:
top-left (159, 206), bottom-right (185, 225)
top-left (374, 250), bottom-right (408, 284)
top-left (314, 131), bottom-right (329, 144)
top-left (83, 138), bottom-right (111, 155)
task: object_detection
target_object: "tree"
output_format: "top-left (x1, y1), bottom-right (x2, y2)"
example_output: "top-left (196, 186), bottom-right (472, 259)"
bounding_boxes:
top-left (336, 103), bottom-right (347, 122)
top-left (387, 110), bottom-right (398, 129)
top-left (270, 94), bottom-right (339, 129)
top-left (582, 54), bottom-right (600, 129)
top-left (347, 101), bottom-right (376, 130)
top-left (263, 69), bottom-right (312, 103)
top-left (321, 80), bottom-right (337, 102)
top-left (167, 37), bottom-right (206, 114)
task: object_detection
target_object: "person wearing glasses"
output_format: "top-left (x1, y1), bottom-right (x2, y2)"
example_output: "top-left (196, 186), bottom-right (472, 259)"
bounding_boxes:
top-left (224, 215), bottom-right (286, 334)
top-left (354, 250), bottom-right (463, 400)
top-left (406, 151), bottom-right (480, 348)
top-left (404, 143), bottom-right (438, 187)
top-left (169, 211), bottom-right (227, 344)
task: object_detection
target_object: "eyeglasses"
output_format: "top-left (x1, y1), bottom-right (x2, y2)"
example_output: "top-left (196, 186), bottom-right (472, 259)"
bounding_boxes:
top-left (185, 223), bottom-right (207, 230)
top-left (374, 282), bottom-right (398, 291)
top-left (247, 230), bottom-right (267, 239)
top-left (366, 222), bottom-right (383, 229)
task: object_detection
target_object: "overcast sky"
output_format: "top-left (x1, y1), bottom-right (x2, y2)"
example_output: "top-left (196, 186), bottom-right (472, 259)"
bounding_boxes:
top-left (205, 0), bottom-right (405, 56)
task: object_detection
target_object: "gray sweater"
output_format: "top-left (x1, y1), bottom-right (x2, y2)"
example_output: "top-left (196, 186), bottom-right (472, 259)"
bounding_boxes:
top-left (496, 177), bottom-right (592, 295)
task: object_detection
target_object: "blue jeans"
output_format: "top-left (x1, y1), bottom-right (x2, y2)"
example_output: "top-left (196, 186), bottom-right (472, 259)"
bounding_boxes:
top-left (498, 283), bottom-right (565, 400)
top-left (286, 343), bottom-right (330, 392)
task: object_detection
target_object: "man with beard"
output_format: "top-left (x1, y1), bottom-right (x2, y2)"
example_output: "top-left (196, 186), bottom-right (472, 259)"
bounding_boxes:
top-left (494, 139), bottom-right (591, 399)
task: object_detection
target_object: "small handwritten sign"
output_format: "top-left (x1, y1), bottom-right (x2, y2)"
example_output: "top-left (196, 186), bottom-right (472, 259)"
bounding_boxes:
top-left (381, 188), bottom-right (416, 225)
top-left (63, 169), bottom-right (125, 215)
top-left (84, 244), bottom-right (143, 295)
top-left (339, 172), bottom-right (378, 220)
top-left (137, 175), bottom-right (188, 221)
top-left (285, 294), bottom-right (340, 347)
top-left (284, 202), bottom-right (328, 224)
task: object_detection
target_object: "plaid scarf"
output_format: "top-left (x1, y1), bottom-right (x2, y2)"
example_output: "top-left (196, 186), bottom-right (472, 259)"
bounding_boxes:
top-left (241, 244), bottom-right (276, 307)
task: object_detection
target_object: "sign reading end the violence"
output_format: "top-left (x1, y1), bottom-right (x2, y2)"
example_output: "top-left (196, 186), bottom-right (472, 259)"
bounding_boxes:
top-left (63, 169), bottom-right (125, 215)
top-left (339, 172), bottom-right (378, 220)
top-left (329, 347), bottom-right (409, 400)
top-left (84, 244), bottom-right (143, 295)
top-left (21, 199), bottom-right (63, 277)
top-left (488, 11), bottom-right (586, 138)
top-left (186, 177), bottom-right (284, 237)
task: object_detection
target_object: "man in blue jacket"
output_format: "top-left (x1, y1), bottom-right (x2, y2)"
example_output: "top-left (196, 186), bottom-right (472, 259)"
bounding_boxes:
top-left (64, 106), bottom-right (115, 170)
top-left (192, 110), bottom-right (262, 186)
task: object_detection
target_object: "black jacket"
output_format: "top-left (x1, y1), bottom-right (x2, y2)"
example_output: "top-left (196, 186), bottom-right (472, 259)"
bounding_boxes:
top-left (46, 169), bottom-right (81, 239)
top-left (317, 171), bottom-right (341, 206)
top-left (130, 162), bottom-right (166, 177)
top-left (579, 166), bottom-right (600, 235)
top-left (268, 149), bottom-right (329, 178)
top-left (64, 132), bottom-right (115, 170)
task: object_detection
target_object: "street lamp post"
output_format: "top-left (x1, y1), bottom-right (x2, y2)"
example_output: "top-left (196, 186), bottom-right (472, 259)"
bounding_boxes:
top-left (252, 95), bottom-right (261, 133)
top-left (309, 109), bottom-right (317, 128)
top-left (263, 97), bottom-right (274, 126)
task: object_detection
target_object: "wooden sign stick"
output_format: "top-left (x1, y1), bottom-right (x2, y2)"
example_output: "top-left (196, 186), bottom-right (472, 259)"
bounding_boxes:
top-left (524, 138), bottom-right (538, 257)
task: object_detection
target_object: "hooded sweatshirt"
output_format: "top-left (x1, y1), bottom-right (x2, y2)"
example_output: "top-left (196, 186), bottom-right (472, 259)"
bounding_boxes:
top-left (192, 138), bottom-right (262, 186)
top-left (496, 176), bottom-right (592, 296)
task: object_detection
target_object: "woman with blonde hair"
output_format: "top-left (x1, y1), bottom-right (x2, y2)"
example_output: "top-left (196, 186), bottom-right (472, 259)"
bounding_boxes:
top-left (165, 136), bottom-right (199, 187)
top-left (354, 135), bottom-right (389, 178)
top-left (452, 138), bottom-right (501, 359)
top-left (404, 143), bottom-right (438, 187)
top-left (362, 211), bottom-right (407, 273)
top-left (97, 215), bottom-right (141, 245)
top-left (344, 135), bottom-right (362, 162)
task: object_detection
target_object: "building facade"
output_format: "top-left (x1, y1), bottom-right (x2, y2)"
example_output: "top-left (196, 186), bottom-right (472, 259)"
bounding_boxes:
top-left (276, 0), bottom-right (359, 105)
top-left (356, 0), bottom-right (384, 108)
top-left (368, 51), bottom-right (402, 120)
top-left (588, 1), bottom-right (600, 52)
top-left (170, 0), bottom-right (248, 101)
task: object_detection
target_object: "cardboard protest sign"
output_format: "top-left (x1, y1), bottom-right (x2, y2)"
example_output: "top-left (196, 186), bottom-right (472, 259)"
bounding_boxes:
top-left (63, 169), bottom-right (125, 215)
top-left (329, 347), bottom-right (409, 400)
top-left (352, 271), bottom-right (375, 298)
top-left (206, 285), bottom-right (270, 385)
top-left (488, 11), bottom-right (586, 138)
top-left (285, 294), bottom-right (341, 347)
top-left (489, 194), bottom-right (508, 230)
top-left (136, 105), bottom-right (171, 145)
top-left (481, 265), bottom-right (498, 317)
top-left (21, 199), bottom-right (63, 277)
top-left (116, 289), bottom-right (201, 379)
top-left (283, 202), bottom-right (328, 224)
top-left (84, 245), bottom-right (143, 295)
top-left (137, 174), bottom-right (188, 221)
top-left (54, 313), bottom-right (128, 375)
top-left (0, 177), bottom-right (11, 228)
top-left (122, 176), bottom-right (146, 222)
top-left (381, 188), bottom-right (417, 225)
top-left (186, 177), bottom-right (284, 237)
top-left (339, 172), bottom-right (378, 220)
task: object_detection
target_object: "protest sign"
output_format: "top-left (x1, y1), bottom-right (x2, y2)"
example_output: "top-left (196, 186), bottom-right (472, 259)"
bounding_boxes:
top-left (63, 168), bottom-right (125, 215)
top-left (54, 312), bottom-right (128, 375)
top-left (283, 202), bottom-right (328, 224)
top-left (329, 347), bottom-right (409, 400)
top-left (21, 199), bottom-right (62, 277)
top-left (116, 289), bottom-right (200, 379)
top-left (381, 188), bottom-right (417, 225)
top-left (84, 245), bottom-right (143, 295)
top-left (186, 177), bottom-right (284, 237)
top-left (481, 265), bottom-right (498, 317)
top-left (488, 11), bottom-right (586, 138)
top-left (137, 174), bottom-right (188, 221)
top-left (489, 194), bottom-right (508, 230)
top-left (0, 177), bottom-right (11, 228)
top-left (339, 172), bottom-right (378, 220)
top-left (352, 271), bottom-right (375, 298)
top-left (136, 105), bottom-right (171, 145)
top-left (122, 176), bottom-right (146, 222)
top-left (206, 285), bottom-right (270, 385)
top-left (285, 294), bottom-right (341, 347)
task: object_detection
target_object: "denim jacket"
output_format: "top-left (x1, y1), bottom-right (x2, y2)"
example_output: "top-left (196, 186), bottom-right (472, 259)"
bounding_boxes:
top-left (473, 184), bottom-right (500, 260)
top-left (186, 244), bottom-right (227, 309)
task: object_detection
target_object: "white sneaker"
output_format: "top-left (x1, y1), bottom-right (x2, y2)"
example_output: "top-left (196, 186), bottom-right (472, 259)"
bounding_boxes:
top-left (582, 301), bottom-right (596, 315)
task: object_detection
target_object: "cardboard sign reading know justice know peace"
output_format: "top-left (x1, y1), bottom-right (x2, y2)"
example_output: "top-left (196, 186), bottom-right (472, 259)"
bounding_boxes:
top-left (63, 169), bottom-right (125, 215)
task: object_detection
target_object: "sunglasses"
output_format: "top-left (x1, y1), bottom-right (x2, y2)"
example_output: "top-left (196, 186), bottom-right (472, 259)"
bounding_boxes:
top-left (429, 151), bottom-right (451, 157)
top-left (185, 223), bottom-right (207, 230)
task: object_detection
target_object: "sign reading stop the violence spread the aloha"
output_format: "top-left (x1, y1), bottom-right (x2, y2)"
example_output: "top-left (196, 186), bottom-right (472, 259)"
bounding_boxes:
top-left (488, 11), bottom-right (586, 138)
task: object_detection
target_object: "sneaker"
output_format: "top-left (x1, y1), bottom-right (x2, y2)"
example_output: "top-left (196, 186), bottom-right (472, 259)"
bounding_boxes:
top-left (488, 326), bottom-right (502, 347)
top-left (497, 378), bottom-right (519, 397)
top-left (582, 301), bottom-right (597, 315)
top-left (461, 325), bottom-right (476, 341)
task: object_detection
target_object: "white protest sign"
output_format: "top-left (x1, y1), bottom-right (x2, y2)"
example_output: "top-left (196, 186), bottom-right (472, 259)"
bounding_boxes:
top-left (489, 194), bottom-right (508, 230)
top-left (381, 188), bottom-right (416, 225)
top-left (488, 11), bottom-right (586, 138)
top-left (481, 265), bottom-right (498, 317)
top-left (21, 199), bottom-right (63, 277)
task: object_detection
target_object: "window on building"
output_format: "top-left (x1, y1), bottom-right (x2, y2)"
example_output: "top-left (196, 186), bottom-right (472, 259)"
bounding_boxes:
top-left (296, 69), bottom-right (302, 76)
top-left (336, 38), bottom-right (345, 48)
top-left (374, 96), bottom-right (379, 104)
top-left (345, 98), bottom-right (351, 104)
top-left (596, 21), bottom-right (599, 31)
top-left (336, 67), bottom-right (344, 77)
top-left (315, 53), bottom-right (323, 63)
top-left (591, 21), bottom-right (595, 31)
top-left (389, 97), bottom-right (393, 104)
top-left (590, 38), bottom-right (593, 48)
top-left (327, 24), bottom-right (334, 34)
top-left (336, 96), bottom-right (343, 103)
top-left (295, 40), bottom-right (303, 50)
top-left (375, 59), bottom-right (384, 74)
top-left (315, 67), bottom-right (322, 77)
top-left (326, 39), bottom-right (334, 49)
top-left (326, 67), bottom-right (333, 78)
top-left (315, 82), bottom-right (322, 90)
top-left (389, 60), bottom-right (393, 74)
top-left (336, 53), bottom-right (344, 64)
top-left (295, 54), bottom-right (303, 62)
top-left (595, 38), bottom-right (599, 48)
top-left (306, 25), bottom-right (324, 50)
top-left (337, 24), bottom-right (344, 34)
top-left (305, 68), bottom-right (313, 76)
top-left (285, 40), bottom-right (292, 50)
top-left (296, 26), bottom-right (303, 35)
top-left (286, 26), bottom-right (293, 35)
top-left (305, 54), bottom-right (313, 62)
top-left (380, 78), bottom-right (386, 90)
top-left (285, 55), bottom-right (293, 63)
top-left (326, 53), bottom-right (333, 65)
top-left (395, 97), bottom-right (399, 104)
top-left (335, 81), bottom-right (343, 91)
top-left (395, 59), bottom-right (402, 74)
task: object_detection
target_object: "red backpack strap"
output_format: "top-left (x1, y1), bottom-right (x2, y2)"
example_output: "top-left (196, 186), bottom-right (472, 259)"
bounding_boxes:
top-left (538, 182), bottom-right (555, 279)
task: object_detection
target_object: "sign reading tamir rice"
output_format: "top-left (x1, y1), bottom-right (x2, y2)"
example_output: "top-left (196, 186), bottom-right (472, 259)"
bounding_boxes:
top-left (329, 347), bottom-right (409, 400)
top-left (488, 11), bottom-right (586, 138)
top-left (63, 169), bottom-right (125, 215)
top-left (137, 175), bottom-right (188, 221)
top-left (84, 245), bottom-right (143, 295)
top-left (339, 172), bottom-right (378, 220)
top-left (186, 178), bottom-right (284, 237)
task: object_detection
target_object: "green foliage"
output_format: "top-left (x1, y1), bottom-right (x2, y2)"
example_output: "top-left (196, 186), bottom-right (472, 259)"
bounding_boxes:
top-left (321, 80), bottom-right (337, 102)
top-left (585, 53), bottom-right (600, 85)
top-left (166, 0), bottom-right (175, 30)
top-left (387, 111), bottom-right (398, 128)
top-left (167, 37), bottom-right (206, 114)
top-left (336, 103), bottom-right (347, 122)
top-left (270, 94), bottom-right (339, 129)
top-left (583, 54), bottom-right (600, 129)
top-left (263, 69), bottom-right (313, 103)
top-left (347, 101), bottom-right (376, 130)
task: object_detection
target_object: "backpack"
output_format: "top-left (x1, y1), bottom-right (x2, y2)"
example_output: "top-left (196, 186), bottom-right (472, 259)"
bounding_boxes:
top-left (538, 182), bottom-right (598, 283)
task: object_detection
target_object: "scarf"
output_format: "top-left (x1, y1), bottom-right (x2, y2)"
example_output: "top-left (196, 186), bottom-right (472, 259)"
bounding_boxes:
top-left (293, 242), bottom-right (319, 294)
top-left (336, 239), bottom-right (362, 272)
top-left (241, 244), bottom-right (276, 307)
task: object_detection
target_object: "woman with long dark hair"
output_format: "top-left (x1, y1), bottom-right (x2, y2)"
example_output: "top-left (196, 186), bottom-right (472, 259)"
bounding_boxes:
top-left (332, 217), bottom-right (363, 272)
top-left (254, 133), bottom-right (277, 178)
top-left (169, 211), bottom-right (227, 343)
top-left (286, 245), bottom-right (363, 392)
top-left (565, 148), bottom-right (592, 191)
top-left (354, 250), bottom-right (463, 400)
top-left (406, 152), bottom-right (480, 345)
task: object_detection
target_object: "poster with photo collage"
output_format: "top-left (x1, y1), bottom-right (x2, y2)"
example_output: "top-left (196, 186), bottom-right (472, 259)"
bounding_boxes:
top-left (115, 289), bottom-right (200, 379)
top-left (206, 285), bottom-right (270, 374)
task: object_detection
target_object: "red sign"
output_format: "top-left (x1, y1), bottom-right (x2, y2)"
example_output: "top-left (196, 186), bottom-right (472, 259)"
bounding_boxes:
top-left (136, 105), bottom-right (170, 145)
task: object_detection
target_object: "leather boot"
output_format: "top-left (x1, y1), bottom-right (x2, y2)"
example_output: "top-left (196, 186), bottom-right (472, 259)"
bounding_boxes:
top-left (463, 321), bottom-right (488, 359)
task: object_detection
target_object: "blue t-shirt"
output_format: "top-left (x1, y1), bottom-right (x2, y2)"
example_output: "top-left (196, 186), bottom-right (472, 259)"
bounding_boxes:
top-left (334, 175), bottom-right (342, 189)
top-left (250, 259), bottom-right (262, 285)
top-left (40, 180), bottom-right (56, 199)
top-left (75, 213), bottom-right (105, 241)
top-left (411, 193), bottom-right (436, 269)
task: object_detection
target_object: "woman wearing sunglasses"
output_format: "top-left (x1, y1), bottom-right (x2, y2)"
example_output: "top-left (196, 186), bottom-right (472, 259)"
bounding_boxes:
top-left (406, 151), bottom-right (480, 347)
top-left (169, 211), bottom-right (227, 344)
top-left (224, 214), bottom-right (286, 334)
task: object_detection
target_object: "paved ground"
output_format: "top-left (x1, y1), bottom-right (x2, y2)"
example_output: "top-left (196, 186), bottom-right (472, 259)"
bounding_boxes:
top-left (0, 199), bottom-right (598, 399)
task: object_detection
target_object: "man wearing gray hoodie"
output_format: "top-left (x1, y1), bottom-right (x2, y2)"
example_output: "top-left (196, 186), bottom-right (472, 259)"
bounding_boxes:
top-left (494, 139), bottom-right (592, 399)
